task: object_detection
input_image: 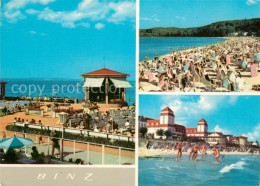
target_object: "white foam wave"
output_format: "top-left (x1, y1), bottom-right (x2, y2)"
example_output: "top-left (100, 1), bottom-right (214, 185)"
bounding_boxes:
top-left (219, 161), bottom-right (246, 174)
top-left (155, 163), bottom-right (172, 170)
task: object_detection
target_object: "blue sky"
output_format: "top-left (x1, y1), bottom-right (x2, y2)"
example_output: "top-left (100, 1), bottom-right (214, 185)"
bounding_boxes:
top-left (139, 95), bottom-right (260, 142)
top-left (140, 0), bottom-right (260, 29)
top-left (0, 0), bottom-right (136, 80)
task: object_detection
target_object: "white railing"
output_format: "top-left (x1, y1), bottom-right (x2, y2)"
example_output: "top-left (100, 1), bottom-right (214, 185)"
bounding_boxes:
top-left (12, 122), bottom-right (135, 142)
top-left (0, 129), bottom-right (135, 165)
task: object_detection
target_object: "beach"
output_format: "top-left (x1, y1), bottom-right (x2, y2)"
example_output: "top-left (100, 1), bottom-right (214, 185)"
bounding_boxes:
top-left (139, 37), bottom-right (260, 92)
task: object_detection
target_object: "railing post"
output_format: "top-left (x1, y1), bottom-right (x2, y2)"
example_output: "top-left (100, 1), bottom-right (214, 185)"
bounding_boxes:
top-left (73, 140), bottom-right (76, 161)
top-left (60, 137), bottom-right (63, 161)
top-left (102, 145), bottom-right (105, 165)
top-left (87, 143), bottom-right (90, 164)
top-left (47, 137), bottom-right (50, 156)
top-left (119, 147), bottom-right (121, 165)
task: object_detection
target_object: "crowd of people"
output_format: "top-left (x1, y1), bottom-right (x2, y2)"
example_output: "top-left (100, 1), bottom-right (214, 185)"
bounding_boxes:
top-left (139, 37), bottom-right (260, 92)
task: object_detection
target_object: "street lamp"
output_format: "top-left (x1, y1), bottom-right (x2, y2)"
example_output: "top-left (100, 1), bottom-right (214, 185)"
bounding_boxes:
top-left (58, 112), bottom-right (68, 161)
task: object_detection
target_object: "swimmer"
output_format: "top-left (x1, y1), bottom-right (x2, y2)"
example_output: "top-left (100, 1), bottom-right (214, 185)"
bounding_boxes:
top-left (201, 143), bottom-right (207, 159)
top-left (192, 144), bottom-right (200, 162)
top-left (213, 146), bottom-right (220, 163)
top-left (189, 144), bottom-right (194, 160)
top-left (176, 141), bottom-right (183, 161)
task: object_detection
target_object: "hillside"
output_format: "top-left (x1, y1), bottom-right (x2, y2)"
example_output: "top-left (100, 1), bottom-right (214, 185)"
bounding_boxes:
top-left (140, 18), bottom-right (260, 37)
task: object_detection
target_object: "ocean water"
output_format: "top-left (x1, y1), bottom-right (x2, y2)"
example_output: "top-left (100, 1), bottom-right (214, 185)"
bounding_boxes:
top-left (1, 79), bottom-right (136, 105)
top-left (139, 154), bottom-right (260, 186)
top-left (139, 37), bottom-right (226, 61)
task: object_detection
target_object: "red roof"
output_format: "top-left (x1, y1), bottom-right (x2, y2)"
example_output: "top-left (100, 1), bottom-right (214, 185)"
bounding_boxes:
top-left (199, 118), bottom-right (206, 122)
top-left (186, 128), bottom-right (197, 133)
top-left (162, 107), bottom-right (173, 112)
top-left (147, 119), bottom-right (160, 124)
top-left (81, 68), bottom-right (129, 77)
top-left (173, 124), bottom-right (186, 130)
top-left (198, 118), bottom-right (208, 126)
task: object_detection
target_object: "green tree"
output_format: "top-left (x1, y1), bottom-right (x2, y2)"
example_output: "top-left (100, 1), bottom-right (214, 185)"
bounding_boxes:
top-left (156, 129), bottom-right (164, 139)
top-left (139, 127), bottom-right (148, 138)
top-left (164, 129), bottom-right (172, 139)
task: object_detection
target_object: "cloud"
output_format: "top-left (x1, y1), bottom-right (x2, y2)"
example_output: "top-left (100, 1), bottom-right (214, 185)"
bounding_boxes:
top-left (108, 1), bottom-right (135, 23)
top-left (159, 95), bottom-right (236, 127)
top-left (95, 23), bottom-right (104, 29)
top-left (175, 16), bottom-right (185, 21)
top-left (141, 14), bottom-right (160, 22)
top-left (4, 0), bottom-right (55, 22)
top-left (4, 0), bottom-right (135, 28)
top-left (214, 125), bottom-right (230, 134)
top-left (246, 0), bottom-right (260, 5)
top-left (77, 22), bottom-right (90, 28)
top-left (242, 123), bottom-right (260, 141)
top-left (29, 30), bottom-right (36, 34)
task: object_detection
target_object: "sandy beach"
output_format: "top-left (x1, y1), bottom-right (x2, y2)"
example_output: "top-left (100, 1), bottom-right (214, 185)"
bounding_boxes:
top-left (139, 37), bottom-right (260, 92)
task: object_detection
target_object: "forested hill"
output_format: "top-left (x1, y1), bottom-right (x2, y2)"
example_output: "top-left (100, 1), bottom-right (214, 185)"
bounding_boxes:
top-left (140, 18), bottom-right (260, 37)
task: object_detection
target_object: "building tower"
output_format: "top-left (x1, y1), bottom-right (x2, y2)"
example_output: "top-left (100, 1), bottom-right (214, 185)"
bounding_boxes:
top-left (197, 118), bottom-right (208, 133)
top-left (160, 107), bottom-right (175, 125)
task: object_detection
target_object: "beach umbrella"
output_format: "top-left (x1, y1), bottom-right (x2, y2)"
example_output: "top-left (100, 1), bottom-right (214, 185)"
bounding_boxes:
top-left (0, 136), bottom-right (34, 149)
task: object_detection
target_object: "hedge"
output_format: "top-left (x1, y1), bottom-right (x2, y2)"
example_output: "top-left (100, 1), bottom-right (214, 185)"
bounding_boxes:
top-left (6, 125), bottom-right (135, 149)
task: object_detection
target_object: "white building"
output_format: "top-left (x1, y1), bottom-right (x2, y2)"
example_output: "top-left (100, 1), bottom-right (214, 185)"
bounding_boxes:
top-left (185, 118), bottom-right (208, 138)
top-left (146, 107), bottom-right (185, 139)
top-left (138, 116), bottom-right (148, 129)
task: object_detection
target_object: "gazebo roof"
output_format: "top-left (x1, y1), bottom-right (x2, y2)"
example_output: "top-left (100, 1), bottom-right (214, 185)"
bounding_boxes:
top-left (81, 68), bottom-right (129, 77)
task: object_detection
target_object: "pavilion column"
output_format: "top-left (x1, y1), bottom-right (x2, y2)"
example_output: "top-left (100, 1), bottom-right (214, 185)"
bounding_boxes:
top-left (1, 84), bottom-right (5, 100)
top-left (123, 88), bottom-right (126, 102)
top-left (85, 87), bottom-right (89, 101)
top-left (105, 78), bottom-right (109, 104)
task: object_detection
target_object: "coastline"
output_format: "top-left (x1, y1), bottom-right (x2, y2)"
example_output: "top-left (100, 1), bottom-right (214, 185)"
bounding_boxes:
top-left (139, 37), bottom-right (229, 63)
top-left (138, 148), bottom-right (258, 158)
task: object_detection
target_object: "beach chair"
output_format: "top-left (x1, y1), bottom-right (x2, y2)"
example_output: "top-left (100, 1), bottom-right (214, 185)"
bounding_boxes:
top-left (250, 64), bottom-right (258, 77)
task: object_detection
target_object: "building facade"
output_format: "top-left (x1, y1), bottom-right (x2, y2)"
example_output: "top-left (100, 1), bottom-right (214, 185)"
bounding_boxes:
top-left (146, 107), bottom-right (186, 139)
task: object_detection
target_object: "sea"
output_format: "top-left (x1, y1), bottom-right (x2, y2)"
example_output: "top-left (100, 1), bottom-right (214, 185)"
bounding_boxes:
top-left (139, 37), bottom-right (227, 61)
top-left (1, 79), bottom-right (136, 105)
top-left (139, 154), bottom-right (260, 186)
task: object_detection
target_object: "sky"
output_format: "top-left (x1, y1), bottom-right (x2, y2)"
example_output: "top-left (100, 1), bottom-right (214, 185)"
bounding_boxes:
top-left (0, 0), bottom-right (136, 80)
top-left (140, 0), bottom-right (260, 29)
top-left (139, 95), bottom-right (260, 142)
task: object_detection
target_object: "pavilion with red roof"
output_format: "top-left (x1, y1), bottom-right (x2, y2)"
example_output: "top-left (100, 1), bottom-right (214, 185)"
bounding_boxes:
top-left (81, 68), bottom-right (132, 104)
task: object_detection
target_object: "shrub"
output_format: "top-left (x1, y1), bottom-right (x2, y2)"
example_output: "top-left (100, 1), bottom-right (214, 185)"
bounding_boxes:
top-left (6, 125), bottom-right (134, 149)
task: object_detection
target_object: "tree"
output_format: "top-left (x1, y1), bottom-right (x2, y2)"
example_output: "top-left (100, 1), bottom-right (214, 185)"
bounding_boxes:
top-left (139, 127), bottom-right (147, 138)
top-left (164, 130), bottom-right (172, 139)
top-left (156, 129), bottom-right (164, 139)
top-left (2, 107), bottom-right (8, 116)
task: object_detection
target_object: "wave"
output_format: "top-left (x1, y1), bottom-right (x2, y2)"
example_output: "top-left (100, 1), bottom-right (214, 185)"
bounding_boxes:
top-left (155, 163), bottom-right (172, 170)
top-left (219, 161), bottom-right (247, 174)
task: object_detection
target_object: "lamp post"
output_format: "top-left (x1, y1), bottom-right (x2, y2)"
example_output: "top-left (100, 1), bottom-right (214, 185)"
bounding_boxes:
top-left (58, 112), bottom-right (68, 161)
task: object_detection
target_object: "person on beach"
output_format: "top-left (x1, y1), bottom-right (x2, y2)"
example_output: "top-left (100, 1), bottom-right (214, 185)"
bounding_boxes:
top-left (192, 144), bottom-right (200, 162)
top-left (189, 144), bottom-right (194, 160)
top-left (201, 143), bottom-right (207, 159)
top-left (213, 146), bottom-right (220, 163)
top-left (51, 130), bottom-right (60, 157)
top-left (176, 141), bottom-right (183, 161)
top-left (2, 132), bottom-right (6, 140)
